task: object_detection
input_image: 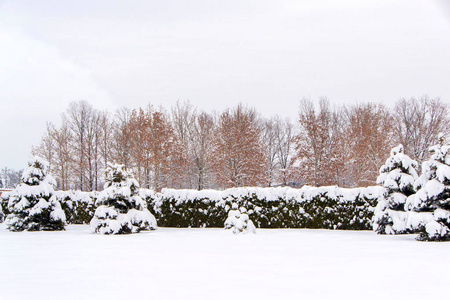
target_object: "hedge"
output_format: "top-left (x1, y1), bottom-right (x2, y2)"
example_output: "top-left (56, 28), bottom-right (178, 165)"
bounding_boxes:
top-left (141, 186), bottom-right (383, 230)
top-left (2, 186), bottom-right (384, 230)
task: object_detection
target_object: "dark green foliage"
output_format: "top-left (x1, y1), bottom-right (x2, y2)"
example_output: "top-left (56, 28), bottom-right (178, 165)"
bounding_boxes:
top-left (26, 206), bottom-right (65, 231)
top-left (1, 195), bottom-right (9, 220)
top-left (142, 188), bottom-right (380, 230)
top-left (58, 192), bottom-right (96, 224)
top-left (151, 198), bottom-right (227, 227)
top-left (415, 221), bottom-right (450, 242)
top-left (54, 187), bottom-right (380, 230)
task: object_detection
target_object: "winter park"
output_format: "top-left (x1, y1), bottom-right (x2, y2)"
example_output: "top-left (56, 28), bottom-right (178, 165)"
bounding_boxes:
top-left (1, 1), bottom-right (450, 299)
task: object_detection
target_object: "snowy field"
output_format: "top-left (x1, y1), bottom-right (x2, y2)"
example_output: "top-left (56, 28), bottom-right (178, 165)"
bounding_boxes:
top-left (1, 224), bottom-right (448, 300)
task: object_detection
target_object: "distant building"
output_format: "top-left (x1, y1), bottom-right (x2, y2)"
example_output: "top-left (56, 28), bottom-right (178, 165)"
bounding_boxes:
top-left (0, 188), bottom-right (12, 197)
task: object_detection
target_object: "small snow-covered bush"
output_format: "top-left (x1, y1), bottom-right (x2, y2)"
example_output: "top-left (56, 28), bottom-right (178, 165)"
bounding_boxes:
top-left (373, 145), bottom-right (418, 234)
top-left (90, 164), bottom-right (157, 234)
top-left (406, 137), bottom-right (450, 241)
top-left (4, 157), bottom-right (65, 232)
top-left (141, 186), bottom-right (382, 230)
top-left (224, 203), bottom-right (256, 234)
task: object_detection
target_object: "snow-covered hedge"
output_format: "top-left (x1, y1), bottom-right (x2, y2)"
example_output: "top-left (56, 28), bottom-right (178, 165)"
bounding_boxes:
top-left (141, 186), bottom-right (383, 230)
top-left (18, 186), bottom-right (382, 229)
top-left (55, 190), bottom-right (97, 224)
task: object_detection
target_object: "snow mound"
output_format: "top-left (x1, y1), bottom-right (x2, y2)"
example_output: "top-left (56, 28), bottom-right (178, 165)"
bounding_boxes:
top-left (224, 204), bottom-right (256, 234)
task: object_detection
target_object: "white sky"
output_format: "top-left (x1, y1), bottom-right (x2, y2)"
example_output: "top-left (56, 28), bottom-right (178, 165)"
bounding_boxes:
top-left (1, 0), bottom-right (450, 170)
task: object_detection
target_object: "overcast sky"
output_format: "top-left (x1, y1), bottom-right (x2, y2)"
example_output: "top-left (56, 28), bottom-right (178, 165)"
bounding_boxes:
top-left (1, 0), bottom-right (450, 170)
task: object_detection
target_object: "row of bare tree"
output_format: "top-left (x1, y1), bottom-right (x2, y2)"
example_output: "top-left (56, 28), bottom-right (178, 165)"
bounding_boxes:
top-left (32, 97), bottom-right (449, 191)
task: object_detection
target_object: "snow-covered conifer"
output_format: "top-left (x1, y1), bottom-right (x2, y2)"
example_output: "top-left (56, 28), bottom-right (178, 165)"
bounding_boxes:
top-left (90, 164), bottom-right (157, 234)
top-left (4, 157), bottom-right (66, 231)
top-left (373, 145), bottom-right (418, 234)
top-left (406, 135), bottom-right (450, 241)
top-left (224, 203), bottom-right (256, 234)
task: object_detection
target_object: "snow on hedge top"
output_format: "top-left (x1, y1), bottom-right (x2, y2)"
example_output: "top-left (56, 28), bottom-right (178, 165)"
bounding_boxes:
top-left (144, 185), bottom-right (383, 205)
top-left (54, 190), bottom-right (96, 205)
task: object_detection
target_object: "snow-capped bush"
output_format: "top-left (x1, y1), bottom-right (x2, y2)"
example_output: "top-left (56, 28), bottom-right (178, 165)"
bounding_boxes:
top-left (90, 164), bottom-right (157, 234)
top-left (406, 137), bottom-right (450, 241)
top-left (224, 203), bottom-right (256, 234)
top-left (373, 144), bottom-right (418, 234)
top-left (141, 186), bottom-right (382, 230)
top-left (4, 157), bottom-right (66, 231)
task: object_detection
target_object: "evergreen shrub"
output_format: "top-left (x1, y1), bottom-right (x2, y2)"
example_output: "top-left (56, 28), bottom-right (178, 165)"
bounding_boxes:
top-left (46, 186), bottom-right (382, 230)
top-left (141, 186), bottom-right (382, 230)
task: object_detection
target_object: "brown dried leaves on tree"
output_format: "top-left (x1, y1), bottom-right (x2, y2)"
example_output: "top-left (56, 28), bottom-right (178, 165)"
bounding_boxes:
top-left (212, 105), bottom-right (266, 188)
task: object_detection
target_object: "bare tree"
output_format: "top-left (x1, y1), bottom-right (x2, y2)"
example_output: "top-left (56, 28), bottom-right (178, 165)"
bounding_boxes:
top-left (128, 105), bottom-right (178, 191)
top-left (31, 97), bottom-right (448, 191)
top-left (128, 107), bottom-right (151, 187)
top-left (47, 118), bottom-right (73, 190)
top-left (294, 98), bottom-right (345, 186)
top-left (261, 117), bottom-right (278, 187)
top-left (66, 101), bottom-right (88, 190)
top-left (84, 109), bottom-right (101, 191)
top-left (171, 101), bottom-right (195, 188)
top-left (261, 116), bottom-right (297, 186)
top-left (171, 101), bottom-right (218, 190)
top-left (212, 104), bottom-right (266, 188)
top-left (394, 96), bottom-right (450, 164)
top-left (112, 107), bottom-right (133, 169)
top-left (344, 103), bottom-right (394, 187)
top-left (273, 116), bottom-right (296, 186)
top-left (33, 101), bottom-right (106, 190)
top-left (98, 111), bottom-right (114, 182)
top-left (189, 111), bottom-right (216, 190)
top-left (65, 100), bottom-right (101, 191)
top-left (32, 123), bottom-right (55, 174)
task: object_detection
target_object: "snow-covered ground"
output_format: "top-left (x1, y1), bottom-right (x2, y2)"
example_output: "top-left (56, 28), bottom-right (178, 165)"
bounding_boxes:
top-left (0, 224), bottom-right (448, 300)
